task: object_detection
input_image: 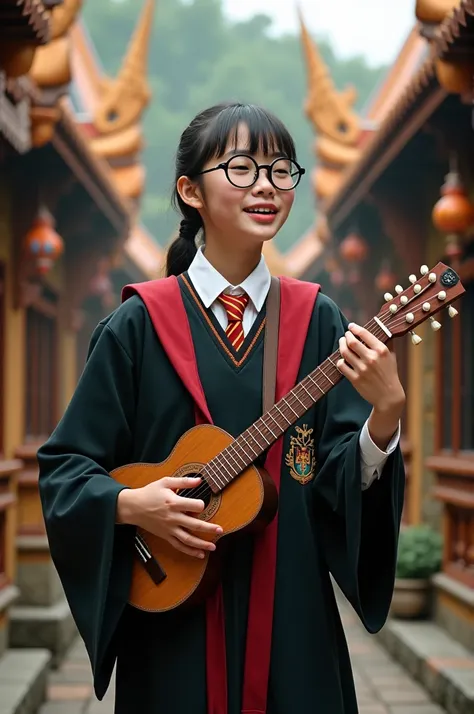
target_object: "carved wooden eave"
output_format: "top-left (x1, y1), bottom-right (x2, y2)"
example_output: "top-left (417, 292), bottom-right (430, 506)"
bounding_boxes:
top-left (0, 72), bottom-right (36, 153)
top-left (416, 0), bottom-right (462, 38)
top-left (0, 1), bottom-right (63, 80)
top-left (89, 125), bottom-right (144, 161)
top-left (89, 0), bottom-right (156, 204)
top-left (298, 7), bottom-right (361, 206)
top-left (416, 1), bottom-right (474, 95)
top-left (0, 0), bottom-right (51, 44)
top-left (112, 164), bottom-right (146, 201)
top-left (68, 18), bottom-right (164, 283)
top-left (28, 0), bottom-right (83, 146)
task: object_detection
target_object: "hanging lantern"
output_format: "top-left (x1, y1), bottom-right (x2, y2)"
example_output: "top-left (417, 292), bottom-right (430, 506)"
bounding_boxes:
top-left (339, 231), bottom-right (369, 263)
top-left (432, 164), bottom-right (474, 234)
top-left (24, 210), bottom-right (64, 275)
top-left (375, 261), bottom-right (398, 293)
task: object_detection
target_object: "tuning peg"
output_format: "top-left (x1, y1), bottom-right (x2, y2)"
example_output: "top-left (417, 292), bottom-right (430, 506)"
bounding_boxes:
top-left (430, 317), bottom-right (441, 331)
top-left (422, 302), bottom-right (431, 312)
top-left (384, 292), bottom-right (393, 302)
top-left (414, 283), bottom-right (422, 294)
top-left (395, 285), bottom-right (403, 294)
top-left (409, 274), bottom-right (417, 284)
top-left (405, 312), bottom-right (415, 323)
top-left (400, 295), bottom-right (408, 305)
top-left (429, 272), bottom-right (437, 283)
top-left (448, 306), bottom-right (458, 318)
top-left (437, 290), bottom-right (447, 301)
top-left (410, 331), bottom-right (422, 345)
top-left (420, 265), bottom-right (429, 276)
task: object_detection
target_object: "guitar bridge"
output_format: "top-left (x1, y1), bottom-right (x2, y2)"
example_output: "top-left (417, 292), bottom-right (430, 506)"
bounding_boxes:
top-left (134, 534), bottom-right (167, 585)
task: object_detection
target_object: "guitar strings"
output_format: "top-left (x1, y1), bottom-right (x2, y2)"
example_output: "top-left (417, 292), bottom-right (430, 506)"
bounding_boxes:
top-left (159, 294), bottom-right (446, 505)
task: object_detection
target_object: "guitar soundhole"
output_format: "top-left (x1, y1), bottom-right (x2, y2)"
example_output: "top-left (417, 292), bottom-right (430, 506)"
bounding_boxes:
top-left (173, 465), bottom-right (221, 521)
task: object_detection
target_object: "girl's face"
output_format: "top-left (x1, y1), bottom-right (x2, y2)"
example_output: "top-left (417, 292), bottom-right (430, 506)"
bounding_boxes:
top-left (180, 124), bottom-right (296, 250)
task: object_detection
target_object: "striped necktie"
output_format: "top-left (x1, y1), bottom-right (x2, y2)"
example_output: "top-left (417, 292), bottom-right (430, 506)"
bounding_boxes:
top-left (217, 292), bottom-right (250, 352)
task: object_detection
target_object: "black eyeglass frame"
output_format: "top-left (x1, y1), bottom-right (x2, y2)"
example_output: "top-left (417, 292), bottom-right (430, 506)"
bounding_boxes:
top-left (195, 154), bottom-right (306, 191)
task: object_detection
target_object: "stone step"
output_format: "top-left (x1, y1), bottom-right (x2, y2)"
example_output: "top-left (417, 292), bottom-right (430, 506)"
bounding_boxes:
top-left (10, 598), bottom-right (77, 667)
top-left (0, 649), bottom-right (51, 714)
top-left (377, 617), bottom-right (474, 714)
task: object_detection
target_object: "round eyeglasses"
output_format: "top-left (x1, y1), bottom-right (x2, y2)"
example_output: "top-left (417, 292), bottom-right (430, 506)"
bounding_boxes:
top-left (196, 154), bottom-right (305, 191)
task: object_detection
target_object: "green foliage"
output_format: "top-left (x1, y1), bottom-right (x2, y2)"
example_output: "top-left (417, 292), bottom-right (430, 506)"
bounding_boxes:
top-left (396, 525), bottom-right (443, 580)
top-left (83, 0), bottom-right (387, 250)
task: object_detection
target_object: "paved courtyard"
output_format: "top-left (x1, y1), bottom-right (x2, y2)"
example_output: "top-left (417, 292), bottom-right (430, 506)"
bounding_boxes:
top-left (38, 597), bottom-right (446, 714)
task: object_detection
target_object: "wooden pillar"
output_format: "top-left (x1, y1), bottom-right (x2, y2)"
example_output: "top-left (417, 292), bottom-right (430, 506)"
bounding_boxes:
top-left (0, 176), bottom-right (22, 656)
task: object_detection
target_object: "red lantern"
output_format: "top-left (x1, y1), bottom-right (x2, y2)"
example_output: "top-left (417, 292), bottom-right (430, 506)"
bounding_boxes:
top-left (25, 210), bottom-right (64, 275)
top-left (339, 232), bottom-right (369, 263)
top-left (432, 168), bottom-right (474, 234)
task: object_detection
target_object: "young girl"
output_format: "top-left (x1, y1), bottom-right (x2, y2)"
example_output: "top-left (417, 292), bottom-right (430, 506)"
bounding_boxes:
top-left (38, 102), bottom-right (405, 714)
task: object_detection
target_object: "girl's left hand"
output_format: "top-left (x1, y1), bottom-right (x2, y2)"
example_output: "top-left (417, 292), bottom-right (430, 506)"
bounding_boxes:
top-left (336, 322), bottom-right (405, 414)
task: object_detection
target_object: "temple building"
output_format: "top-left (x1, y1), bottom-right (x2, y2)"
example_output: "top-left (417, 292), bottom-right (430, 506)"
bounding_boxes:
top-left (0, 1), bottom-right (162, 709)
top-left (296, 3), bottom-right (474, 707)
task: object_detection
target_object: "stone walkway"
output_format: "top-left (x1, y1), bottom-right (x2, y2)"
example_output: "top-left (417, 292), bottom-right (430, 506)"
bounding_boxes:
top-left (38, 597), bottom-right (446, 714)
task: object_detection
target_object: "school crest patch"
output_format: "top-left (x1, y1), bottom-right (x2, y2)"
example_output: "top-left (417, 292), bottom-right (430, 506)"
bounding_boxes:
top-left (285, 424), bottom-right (316, 485)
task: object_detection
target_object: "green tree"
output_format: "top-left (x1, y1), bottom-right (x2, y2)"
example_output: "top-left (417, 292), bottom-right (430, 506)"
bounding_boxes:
top-left (82, 0), bottom-right (386, 251)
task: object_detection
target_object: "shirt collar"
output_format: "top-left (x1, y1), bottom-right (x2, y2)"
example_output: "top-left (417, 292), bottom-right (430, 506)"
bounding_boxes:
top-left (187, 246), bottom-right (271, 312)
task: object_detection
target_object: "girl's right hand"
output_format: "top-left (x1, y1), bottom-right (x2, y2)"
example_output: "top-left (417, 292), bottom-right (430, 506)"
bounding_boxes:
top-left (116, 477), bottom-right (223, 559)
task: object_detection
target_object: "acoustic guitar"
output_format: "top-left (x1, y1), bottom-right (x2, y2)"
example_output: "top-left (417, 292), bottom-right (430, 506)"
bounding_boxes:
top-left (111, 262), bottom-right (465, 612)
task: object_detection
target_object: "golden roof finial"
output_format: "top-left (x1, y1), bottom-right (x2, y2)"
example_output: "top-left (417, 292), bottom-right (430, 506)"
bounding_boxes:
top-left (94, 0), bottom-right (156, 135)
top-left (298, 6), bottom-right (360, 146)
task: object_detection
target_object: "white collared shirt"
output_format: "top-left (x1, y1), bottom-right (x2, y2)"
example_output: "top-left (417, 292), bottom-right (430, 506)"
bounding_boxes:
top-left (188, 247), bottom-right (400, 489)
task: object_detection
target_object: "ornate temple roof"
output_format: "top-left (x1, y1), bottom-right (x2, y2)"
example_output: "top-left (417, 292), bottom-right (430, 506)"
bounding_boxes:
top-left (69, 1), bottom-right (163, 279)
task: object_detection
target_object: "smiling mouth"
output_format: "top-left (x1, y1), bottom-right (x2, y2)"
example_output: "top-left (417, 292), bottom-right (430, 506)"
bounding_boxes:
top-left (243, 208), bottom-right (278, 215)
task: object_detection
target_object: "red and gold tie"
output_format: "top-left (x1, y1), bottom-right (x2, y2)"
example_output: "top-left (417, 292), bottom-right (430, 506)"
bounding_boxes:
top-left (218, 292), bottom-right (249, 352)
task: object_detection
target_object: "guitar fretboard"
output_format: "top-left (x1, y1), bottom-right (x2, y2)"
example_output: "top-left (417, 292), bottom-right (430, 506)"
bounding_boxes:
top-left (202, 316), bottom-right (388, 493)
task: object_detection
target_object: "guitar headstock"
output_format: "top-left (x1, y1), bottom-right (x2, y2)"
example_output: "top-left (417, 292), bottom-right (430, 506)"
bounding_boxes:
top-left (375, 263), bottom-right (465, 345)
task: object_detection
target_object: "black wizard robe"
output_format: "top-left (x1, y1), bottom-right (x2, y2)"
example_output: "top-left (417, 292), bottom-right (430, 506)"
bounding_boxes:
top-left (37, 272), bottom-right (405, 714)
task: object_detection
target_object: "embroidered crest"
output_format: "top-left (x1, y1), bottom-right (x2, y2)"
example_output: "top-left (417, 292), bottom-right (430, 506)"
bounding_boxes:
top-left (285, 424), bottom-right (316, 485)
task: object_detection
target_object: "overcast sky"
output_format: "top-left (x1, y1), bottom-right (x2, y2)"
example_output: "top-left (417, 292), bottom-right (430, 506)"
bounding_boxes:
top-left (222, 0), bottom-right (416, 66)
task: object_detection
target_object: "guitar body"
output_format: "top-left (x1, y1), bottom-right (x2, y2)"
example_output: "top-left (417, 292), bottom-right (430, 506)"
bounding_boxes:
top-left (111, 424), bottom-right (278, 613)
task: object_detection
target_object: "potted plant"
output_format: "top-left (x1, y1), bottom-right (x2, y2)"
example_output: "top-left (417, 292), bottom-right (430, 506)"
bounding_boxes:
top-left (391, 524), bottom-right (443, 619)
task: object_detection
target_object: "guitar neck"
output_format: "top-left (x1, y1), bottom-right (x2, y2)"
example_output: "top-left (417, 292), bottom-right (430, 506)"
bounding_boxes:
top-left (203, 315), bottom-right (388, 493)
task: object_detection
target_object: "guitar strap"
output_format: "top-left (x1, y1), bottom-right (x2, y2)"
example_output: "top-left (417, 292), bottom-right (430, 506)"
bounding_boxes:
top-left (262, 276), bottom-right (280, 415)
